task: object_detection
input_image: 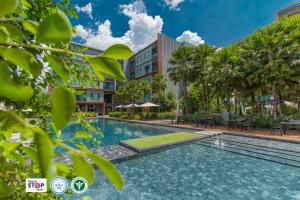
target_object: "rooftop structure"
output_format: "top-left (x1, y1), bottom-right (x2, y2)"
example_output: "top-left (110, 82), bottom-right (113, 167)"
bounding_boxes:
top-left (277, 2), bottom-right (300, 19)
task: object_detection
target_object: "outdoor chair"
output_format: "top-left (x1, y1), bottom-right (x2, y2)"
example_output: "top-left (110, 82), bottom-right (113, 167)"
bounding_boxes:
top-left (176, 116), bottom-right (185, 125)
top-left (221, 112), bottom-right (230, 130)
top-left (205, 116), bottom-right (215, 128)
top-left (240, 119), bottom-right (251, 132)
top-left (271, 123), bottom-right (282, 134)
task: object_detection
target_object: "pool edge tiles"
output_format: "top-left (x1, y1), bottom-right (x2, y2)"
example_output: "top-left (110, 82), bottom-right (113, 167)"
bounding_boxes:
top-left (119, 131), bottom-right (222, 153)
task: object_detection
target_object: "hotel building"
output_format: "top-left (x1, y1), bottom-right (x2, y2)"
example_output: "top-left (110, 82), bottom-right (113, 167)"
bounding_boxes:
top-left (71, 43), bottom-right (116, 115)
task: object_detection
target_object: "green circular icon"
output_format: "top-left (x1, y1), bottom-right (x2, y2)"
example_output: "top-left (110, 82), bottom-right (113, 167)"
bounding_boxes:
top-left (71, 177), bottom-right (88, 194)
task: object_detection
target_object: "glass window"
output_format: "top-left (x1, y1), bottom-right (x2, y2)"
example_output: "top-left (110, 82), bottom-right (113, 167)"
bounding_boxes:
top-left (152, 63), bottom-right (157, 72)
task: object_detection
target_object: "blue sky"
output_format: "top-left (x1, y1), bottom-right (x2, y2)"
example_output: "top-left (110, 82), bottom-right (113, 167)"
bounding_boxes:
top-left (71, 0), bottom-right (299, 51)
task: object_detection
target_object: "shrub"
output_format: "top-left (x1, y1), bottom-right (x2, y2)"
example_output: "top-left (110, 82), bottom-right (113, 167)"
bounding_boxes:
top-left (108, 112), bottom-right (123, 118)
top-left (248, 114), bottom-right (278, 129)
top-left (129, 114), bottom-right (140, 120)
top-left (157, 112), bottom-right (176, 119)
top-left (72, 112), bottom-right (97, 117)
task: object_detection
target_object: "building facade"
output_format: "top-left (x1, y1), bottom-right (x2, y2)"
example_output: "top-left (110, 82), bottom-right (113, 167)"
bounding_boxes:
top-left (71, 43), bottom-right (116, 115)
top-left (277, 3), bottom-right (300, 19)
top-left (123, 33), bottom-right (191, 97)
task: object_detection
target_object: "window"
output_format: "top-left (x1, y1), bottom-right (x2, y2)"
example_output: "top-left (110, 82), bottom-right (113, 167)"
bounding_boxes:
top-left (103, 82), bottom-right (114, 90)
top-left (152, 47), bottom-right (157, 55)
top-left (145, 65), bottom-right (150, 74)
top-left (144, 51), bottom-right (150, 61)
top-left (136, 56), bottom-right (142, 65)
top-left (152, 63), bottom-right (157, 72)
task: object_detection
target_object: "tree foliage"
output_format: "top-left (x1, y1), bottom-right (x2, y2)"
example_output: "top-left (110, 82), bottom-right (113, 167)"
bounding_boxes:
top-left (0, 0), bottom-right (133, 199)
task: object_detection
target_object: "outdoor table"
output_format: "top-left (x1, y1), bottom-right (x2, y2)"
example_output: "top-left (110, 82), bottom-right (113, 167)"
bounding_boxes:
top-left (281, 120), bottom-right (300, 134)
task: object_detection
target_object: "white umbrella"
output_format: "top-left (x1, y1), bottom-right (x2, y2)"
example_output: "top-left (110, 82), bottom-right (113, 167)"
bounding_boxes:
top-left (125, 104), bottom-right (140, 108)
top-left (115, 105), bottom-right (125, 108)
top-left (139, 102), bottom-right (159, 108)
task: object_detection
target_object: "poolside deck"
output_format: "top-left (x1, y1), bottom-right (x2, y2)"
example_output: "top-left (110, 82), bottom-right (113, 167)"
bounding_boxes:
top-left (106, 117), bottom-right (300, 144)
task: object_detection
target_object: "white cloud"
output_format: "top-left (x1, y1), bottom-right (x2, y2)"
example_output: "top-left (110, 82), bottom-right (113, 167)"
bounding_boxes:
top-left (163, 0), bottom-right (185, 11)
top-left (176, 30), bottom-right (205, 46)
top-left (75, 3), bottom-right (93, 19)
top-left (74, 0), bottom-right (163, 52)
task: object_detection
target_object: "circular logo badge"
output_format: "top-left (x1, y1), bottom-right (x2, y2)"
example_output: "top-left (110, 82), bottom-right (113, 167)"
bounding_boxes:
top-left (71, 177), bottom-right (88, 194)
top-left (50, 176), bottom-right (68, 195)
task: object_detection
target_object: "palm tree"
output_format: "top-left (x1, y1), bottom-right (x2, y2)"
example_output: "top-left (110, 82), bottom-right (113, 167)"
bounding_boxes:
top-left (191, 44), bottom-right (215, 113)
top-left (151, 74), bottom-right (167, 112)
top-left (210, 45), bottom-right (239, 113)
top-left (140, 80), bottom-right (151, 103)
top-left (240, 15), bottom-right (300, 117)
top-left (168, 46), bottom-right (194, 115)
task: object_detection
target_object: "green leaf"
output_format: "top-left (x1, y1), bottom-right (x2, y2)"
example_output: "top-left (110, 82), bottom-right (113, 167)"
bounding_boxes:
top-left (0, 48), bottom-right (41, 77)
top-left (0, 23), bottom-right (23, 43)
top-left (46, 54), bottom-right (70, 82)
top-left (36, 10), bottom-right (72, 44)
top-left (0, 26), bottom-right (9, 43)
top-left (0, 61), bottom-right (34, 101)
top-left (51, 87), bottom-right (76, 130)
top-left (71, 155), bottom-right (94, 185)
top-left (102, 44), bottom-right (133, 59)
top-left (0, 110), bottom-right (28, 130)
top-left (20, 0), bottom-right (31, 10)
top-left (88, 153), bottom-right (124, 191)
top-left (0, 179), bottom-right (10, 199)
top-left (74, 131), bottom-right (92, 139)
top-left (93, 70), bottom-right (106, 82)
top-left (87, 56), bottom-right (126, 81)
top-left (22, 146), bottom-right (38, 163)
top-left (34, 131), bottom-right (56, 179)
top-left (0, 0), bottom-right (19, 17)
top-left (56, 163), bottom-right (70, 177)
top-left (22, 20), bottom-right (38, 35)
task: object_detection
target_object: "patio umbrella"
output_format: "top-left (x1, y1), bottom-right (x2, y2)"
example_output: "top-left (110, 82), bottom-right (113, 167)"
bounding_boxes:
top-left (140, 102), bottom-right (159, 117)
top-left (139, 102), bottom-right (159, 108)
top-left (115, 105), bottom-right (125, 108)
top-left (124, 104), bottom-right (140, 108)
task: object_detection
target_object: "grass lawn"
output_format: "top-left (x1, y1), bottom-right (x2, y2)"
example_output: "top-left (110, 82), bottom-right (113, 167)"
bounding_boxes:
top-left (122, 132), bottom-right (204, 150)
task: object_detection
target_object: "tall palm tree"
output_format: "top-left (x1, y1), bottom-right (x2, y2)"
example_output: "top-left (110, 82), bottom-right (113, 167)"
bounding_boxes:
top-left (151, 74), bottom-right (167, 112)
top-left (210, 45), bottom-right (239, 112)
top-left (191, 44), bottom-right (215, 113)
top-left (168, 46), bottom-right (194, 115)
top-left (240, 15), bottom-right (300, 117)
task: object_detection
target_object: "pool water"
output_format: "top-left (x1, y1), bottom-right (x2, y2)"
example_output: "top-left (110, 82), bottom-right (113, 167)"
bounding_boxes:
top-left (61, 118), bottom-right (182, 147)
top-left (66, 142), bottom-right (300, 200)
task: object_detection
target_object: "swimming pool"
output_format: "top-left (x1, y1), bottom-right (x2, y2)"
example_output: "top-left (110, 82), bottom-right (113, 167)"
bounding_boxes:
top-left (65, 135), bottom-right (300, 200)
top-left (61, 118), bottom-right (185, 147)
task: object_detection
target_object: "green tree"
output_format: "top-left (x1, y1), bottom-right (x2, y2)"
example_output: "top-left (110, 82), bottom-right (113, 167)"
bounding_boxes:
top-left (140, 80), bottom-right (151, 103)
top-left (240, 15), bottom-right (300, 117)
top-left (116, 85), bottom-right (128, 112)
top-left (151, 74), bottom-right (167, 112)
top-left (191, 44), bottom-right (215, 113)
top-left (0, 1), bottom-right (133, 198)
top-left (210, 45), bottom-right (239, 112)
top-left (125, 80), bottom-right (143, 112)
top-left (168, 46), bottom-right (194, 115)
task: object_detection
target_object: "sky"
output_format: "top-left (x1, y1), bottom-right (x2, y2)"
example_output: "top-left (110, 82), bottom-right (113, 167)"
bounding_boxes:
top-left (70, 0), bottom-right (299, 52)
